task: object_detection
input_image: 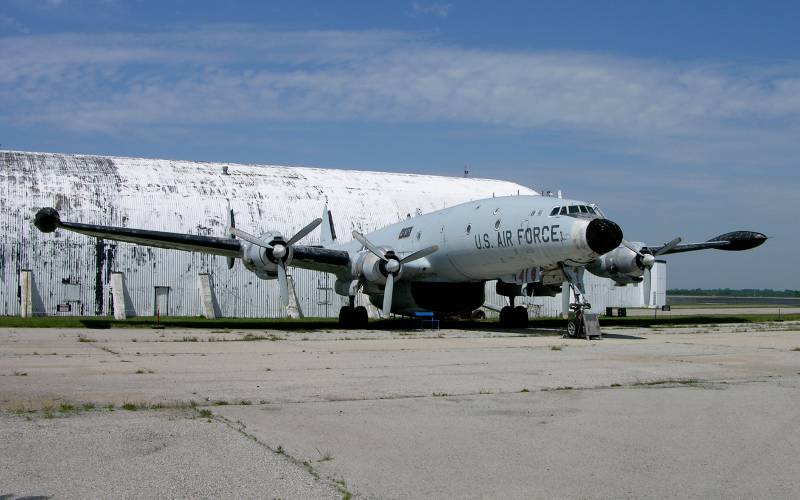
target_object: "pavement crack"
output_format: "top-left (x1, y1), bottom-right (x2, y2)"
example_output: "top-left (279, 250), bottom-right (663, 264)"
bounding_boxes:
top-left (210, 410), bottom-right (350, 498)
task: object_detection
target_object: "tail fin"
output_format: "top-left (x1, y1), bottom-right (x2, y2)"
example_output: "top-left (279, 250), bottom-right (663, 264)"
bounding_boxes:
top-left (320, 206), bottom-right (337, 246)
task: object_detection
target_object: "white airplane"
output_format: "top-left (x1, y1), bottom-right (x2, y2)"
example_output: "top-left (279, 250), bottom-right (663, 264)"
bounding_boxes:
top-left (33, 195), bottom-right (766, 329)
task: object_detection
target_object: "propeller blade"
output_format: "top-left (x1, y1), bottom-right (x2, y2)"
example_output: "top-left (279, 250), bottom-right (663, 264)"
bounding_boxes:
top-left (654, 237), bottom-right (682, 256)
top-left (352, 231), bottom-right (386, 260)
top-left (400, 245), bottom-right (439, 264)
top-left (287, 218), bottom-right (323, 246)
top-left (643, 267), bottom-right (652, 306)
top-left (276, 261), bottom-right (290, 309)
top-left (621, 239), bottom-right (644, 257)
top-left (226, 206), bottom-right (237, 269)
top-left (382, 273), bottom-right (394, 316)
top-left (230, 227), bottom-right (273, 248)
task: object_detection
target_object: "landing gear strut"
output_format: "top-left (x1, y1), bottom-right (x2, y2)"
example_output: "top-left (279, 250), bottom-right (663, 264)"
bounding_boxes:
top-left (562, 265), bottom-right (600, 339)
top-left (338, 296), bottom-right (368, 329)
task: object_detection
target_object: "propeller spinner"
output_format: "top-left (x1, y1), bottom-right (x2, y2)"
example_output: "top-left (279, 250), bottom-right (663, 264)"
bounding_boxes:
top-left (622, 237), bottom-right (681, 305)
top-left (229, 218), bottom-right (322, 308)
top-left (352, 231), bottom-right (438, 316)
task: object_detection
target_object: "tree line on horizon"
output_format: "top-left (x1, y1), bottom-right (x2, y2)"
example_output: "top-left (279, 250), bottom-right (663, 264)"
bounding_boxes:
top-left (668, 288), bottom-right (799, 297)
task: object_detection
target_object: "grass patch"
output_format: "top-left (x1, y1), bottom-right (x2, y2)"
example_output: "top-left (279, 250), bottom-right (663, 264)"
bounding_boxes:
top-left (59, 403), bottom-right (75, 413)
top-left (121, 403), bottom-right (138, 411)
top-left (333, 478), bottom-right (353, 500)
top-left (3, 313), bottom-right (798, 331)
top-left (432, 392), bottom-right (449, 397)
top-left (239, 400), bottom-right (252, 405)
top-left (791, 347), bottom-right (800, 351)
top-left (13, 371), bottom-right (28, 376)
top-left (275, 445), bottom-right (284, 454)
top-left (77, 335), bottom-right (95, 342)
top-left (212, 400), bottom-right (229, 406)
top-left (550, 345), bottom-right (562, 351)
top-left (180, 336), bottom-right (199, 342)
top-left (610, 383), bottom-right (622, 387)
top-left (520, 388), bottom-right (530, 393)
top-left (197, 408), bottom-right (213, 419)
top-left (479, 388), bottom-right (493, 394)
top-left (543, 386), bottom-right (574, 391)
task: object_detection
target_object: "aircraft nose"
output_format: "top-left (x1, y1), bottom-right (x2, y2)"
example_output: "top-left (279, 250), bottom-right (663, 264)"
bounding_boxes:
top-left (586, 218), bottom-right (623, 255)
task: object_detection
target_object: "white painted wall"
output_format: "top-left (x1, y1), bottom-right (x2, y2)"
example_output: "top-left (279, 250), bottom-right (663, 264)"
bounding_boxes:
top-left (1, 150), bottom-right (649, 317)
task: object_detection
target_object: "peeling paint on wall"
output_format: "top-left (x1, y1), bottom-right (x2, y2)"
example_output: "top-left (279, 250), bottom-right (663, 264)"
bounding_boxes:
top-left (1, 150), bottom-right (644, 317)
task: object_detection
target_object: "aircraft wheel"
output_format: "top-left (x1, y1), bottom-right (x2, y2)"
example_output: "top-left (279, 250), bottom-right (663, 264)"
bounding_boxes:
top-left (338, 305), bottom-right (354, 328)
top-left (499, 306), bottom-right (513, 327)
top-left (353, 306), bottom-right (369, 328)
top-left (513, 306), bottom-right (529, 328)
top-left (566, 320), bottom-right (578, 338)
top-left (471, 309), bottom-right (486, 320)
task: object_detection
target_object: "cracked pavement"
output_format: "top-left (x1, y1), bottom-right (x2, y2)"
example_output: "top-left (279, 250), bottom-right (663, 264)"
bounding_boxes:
top-left (2, 322), bottom-right (800, 498)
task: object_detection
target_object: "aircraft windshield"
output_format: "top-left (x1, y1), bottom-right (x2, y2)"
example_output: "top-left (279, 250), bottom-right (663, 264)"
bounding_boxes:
top-left (548, 203), bottom-right (604, 219)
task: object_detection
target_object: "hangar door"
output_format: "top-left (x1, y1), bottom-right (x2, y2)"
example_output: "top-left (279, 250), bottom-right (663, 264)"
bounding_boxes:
top-left (153, 286), bottom-right (170, 316)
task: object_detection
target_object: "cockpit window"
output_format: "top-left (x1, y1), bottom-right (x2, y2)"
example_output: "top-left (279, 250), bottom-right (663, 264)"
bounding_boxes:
top-left (559, 206), bottom-right (568, 215)
top-left (568, 205), bottom-right (579, 214)
top-left (586, 206), bottom-right (597, 215)
top-left (550, 207), bottom-right (559, 216)
top-left (579, 205), bottom-right (588, 213)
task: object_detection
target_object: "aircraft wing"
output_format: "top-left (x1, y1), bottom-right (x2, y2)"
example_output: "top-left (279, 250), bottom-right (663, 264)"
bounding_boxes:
top-left (32, 208), bottom-right (350, 270)
top-left (642, 231), bottom-right (767, 256)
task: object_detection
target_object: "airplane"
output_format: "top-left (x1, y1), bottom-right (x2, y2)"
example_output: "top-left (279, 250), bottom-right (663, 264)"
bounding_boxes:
top-left (32, 195), bottom-right (766, 330)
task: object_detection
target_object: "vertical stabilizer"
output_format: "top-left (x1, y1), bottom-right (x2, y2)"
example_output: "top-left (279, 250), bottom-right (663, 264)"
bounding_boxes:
top-left (320, 206), bottom-right (337, 246)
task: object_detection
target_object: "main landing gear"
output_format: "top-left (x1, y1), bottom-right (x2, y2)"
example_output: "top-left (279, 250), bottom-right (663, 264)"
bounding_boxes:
top-left (338, 296), bottom-right (369, 328)
top-left (499, 296), bottom-right (529, 328)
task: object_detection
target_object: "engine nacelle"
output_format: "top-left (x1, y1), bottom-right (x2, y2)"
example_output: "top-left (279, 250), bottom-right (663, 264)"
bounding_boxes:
top-left (239, 231), bottom-right (293, 280)
top-left (586, 243), bottom-right (645, 281)
top-left (355, 248), bottom-right (403, 289)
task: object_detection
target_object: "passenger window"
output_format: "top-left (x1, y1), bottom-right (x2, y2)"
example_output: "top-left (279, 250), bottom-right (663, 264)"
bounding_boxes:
top-left (549, 207), bottom-right (559, 216)
top-left (559, 206), bottom-right (568, 215)
top-left (568, 205), bottom-right (579, 214)
top-left (579, 205), bottom-right (588, 213)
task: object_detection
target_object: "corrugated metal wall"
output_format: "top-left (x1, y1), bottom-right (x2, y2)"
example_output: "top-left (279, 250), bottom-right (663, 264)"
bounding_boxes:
top-left (1, 150), bottom-right (645, 318)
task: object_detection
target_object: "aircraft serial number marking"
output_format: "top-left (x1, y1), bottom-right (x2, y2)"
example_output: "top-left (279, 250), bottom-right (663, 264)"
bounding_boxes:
top-left (474, 225), bottom-right (561, 249)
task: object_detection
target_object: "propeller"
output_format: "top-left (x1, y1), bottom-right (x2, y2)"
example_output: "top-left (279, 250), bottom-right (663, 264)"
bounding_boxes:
top-left (226, 207), bottom-right (236, 270)
top-left (352, 230), bottom-right (438, 316)
top-left (229, 218), bottom-right (322, 308)
top-left (622, 237), bottom-right (681, 306)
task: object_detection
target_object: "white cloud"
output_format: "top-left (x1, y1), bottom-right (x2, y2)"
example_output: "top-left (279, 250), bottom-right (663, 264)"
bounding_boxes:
top-left (1, 27), bottom-right (799, 167)
top-left (411, 2), bottom-right (452, 17)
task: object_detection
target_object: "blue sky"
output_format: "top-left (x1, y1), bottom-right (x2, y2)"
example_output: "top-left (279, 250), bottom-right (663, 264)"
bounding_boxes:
top-left (2, 0), bottom-right (798, 289)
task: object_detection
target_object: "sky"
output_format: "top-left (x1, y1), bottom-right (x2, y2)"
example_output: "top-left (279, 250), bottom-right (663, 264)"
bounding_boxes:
top-left (1, 0), bottom-right (798, 289)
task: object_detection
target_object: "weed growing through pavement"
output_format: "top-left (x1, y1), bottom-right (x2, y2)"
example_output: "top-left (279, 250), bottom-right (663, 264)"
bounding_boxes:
top-left (550, 345), bottom-right (562, 351)
top-left (77, 335), bottom-right (95, 342)
top-left (632, 378), bottom-right (699, 387)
